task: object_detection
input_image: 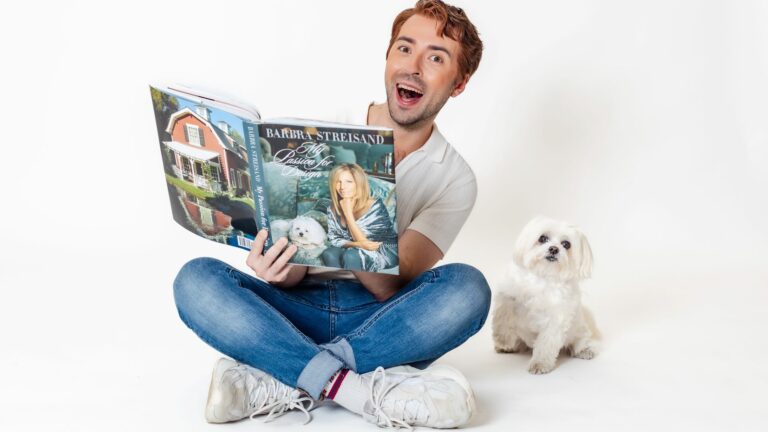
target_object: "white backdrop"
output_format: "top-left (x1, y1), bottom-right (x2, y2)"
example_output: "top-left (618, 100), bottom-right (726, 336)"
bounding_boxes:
top-left (2, 1), bottom-right (767, 431)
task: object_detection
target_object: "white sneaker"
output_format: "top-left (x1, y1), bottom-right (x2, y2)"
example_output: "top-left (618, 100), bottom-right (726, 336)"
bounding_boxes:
top-left (361, 364), bottom-right (476, 429)
top-left (205, 358), bottom-right (314, 424)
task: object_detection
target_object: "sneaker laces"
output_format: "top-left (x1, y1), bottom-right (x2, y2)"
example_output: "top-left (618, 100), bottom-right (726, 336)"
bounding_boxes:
top-left (366, 366), bottom-right (430, 430)
top-left (226, 365), bottom-right (315, 424)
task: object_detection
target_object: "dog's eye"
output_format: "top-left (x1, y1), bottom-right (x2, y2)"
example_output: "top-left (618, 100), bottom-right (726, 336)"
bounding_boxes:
top-left (538, 235), bottom-right (548, 244)
top-left (561, 240), bottom-right (571, 250)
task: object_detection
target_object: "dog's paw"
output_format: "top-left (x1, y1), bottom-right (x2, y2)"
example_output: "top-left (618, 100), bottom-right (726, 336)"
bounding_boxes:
top-left (494, 338), bottom-right (527, 354)
top-left (572, 347), bottom-right (596, 360)
top-left (528, 361), bottom-right (554, 375)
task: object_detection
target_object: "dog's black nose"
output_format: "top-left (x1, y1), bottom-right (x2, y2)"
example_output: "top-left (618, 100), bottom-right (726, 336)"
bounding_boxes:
top-left (299, 232), bottom-right (304, 237)
top-left (549, 246), bottom-right (559, 255)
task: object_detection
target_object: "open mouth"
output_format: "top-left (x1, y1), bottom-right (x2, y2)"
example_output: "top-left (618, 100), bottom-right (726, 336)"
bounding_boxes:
top-left (545, 255), bottom-right (558, 262)
top-left (396, 83), bottom-right (424, 106)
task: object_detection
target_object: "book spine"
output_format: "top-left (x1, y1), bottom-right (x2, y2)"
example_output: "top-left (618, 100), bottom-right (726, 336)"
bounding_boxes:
top-left (243, 120), bottom-right (273, 251)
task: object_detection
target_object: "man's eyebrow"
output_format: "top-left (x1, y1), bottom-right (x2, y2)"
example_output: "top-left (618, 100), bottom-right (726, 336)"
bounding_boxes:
top-left (395, 36), bottom-right (453, 58)
top-left (428, 44), bottom-right (452, 58)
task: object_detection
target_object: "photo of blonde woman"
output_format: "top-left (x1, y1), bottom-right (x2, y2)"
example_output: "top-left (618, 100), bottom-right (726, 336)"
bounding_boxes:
top-left (322, 163), bottom-right (398, 272)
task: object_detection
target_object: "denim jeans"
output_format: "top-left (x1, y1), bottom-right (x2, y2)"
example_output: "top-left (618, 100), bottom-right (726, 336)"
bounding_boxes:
top-left (173, 257), bottom-right (491, 399)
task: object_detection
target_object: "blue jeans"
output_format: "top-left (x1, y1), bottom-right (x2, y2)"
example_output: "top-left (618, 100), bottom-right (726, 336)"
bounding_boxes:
top-left (173, 257), bottom-right (491, 399)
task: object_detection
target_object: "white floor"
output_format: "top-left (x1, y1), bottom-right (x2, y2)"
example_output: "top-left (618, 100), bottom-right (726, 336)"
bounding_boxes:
top-left (3, 237), bottom-right (766, 432)
top-left (4, 0), bottom-right (768, 429)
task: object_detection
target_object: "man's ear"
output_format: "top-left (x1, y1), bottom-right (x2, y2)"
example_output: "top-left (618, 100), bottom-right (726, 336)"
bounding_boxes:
top-left (451, 74), bottom-right (470, 97)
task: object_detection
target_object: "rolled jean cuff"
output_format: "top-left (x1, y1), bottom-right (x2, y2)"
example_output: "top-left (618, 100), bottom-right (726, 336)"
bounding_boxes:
top-left (320, 338), bottom-right (356, 372)
top-left (296, 350), bottom-right (344, 399)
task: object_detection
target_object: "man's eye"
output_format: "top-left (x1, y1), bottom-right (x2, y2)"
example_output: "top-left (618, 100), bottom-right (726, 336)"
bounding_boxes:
top-left (538, 235), bottom-right (548, 243)
top-left (429, 55), bottom-right (443, 63)
top-left (398, 46), bottom-right (410, 54)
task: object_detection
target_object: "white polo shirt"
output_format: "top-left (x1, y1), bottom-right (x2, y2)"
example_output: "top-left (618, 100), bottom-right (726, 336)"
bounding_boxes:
top-left (306, 104), bottom-right (477, 280)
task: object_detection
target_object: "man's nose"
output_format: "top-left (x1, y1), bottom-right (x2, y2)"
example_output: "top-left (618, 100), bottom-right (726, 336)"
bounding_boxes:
top-left (401, 53), bottom-right (421, 76)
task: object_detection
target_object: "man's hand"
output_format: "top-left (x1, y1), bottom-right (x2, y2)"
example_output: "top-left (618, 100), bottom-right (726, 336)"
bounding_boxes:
top-left (246, 229), bottom-right (307, 287)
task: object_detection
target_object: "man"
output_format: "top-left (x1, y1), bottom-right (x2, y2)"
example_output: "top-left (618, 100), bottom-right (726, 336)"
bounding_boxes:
top-left (174, 0), bottom-right (489, 428)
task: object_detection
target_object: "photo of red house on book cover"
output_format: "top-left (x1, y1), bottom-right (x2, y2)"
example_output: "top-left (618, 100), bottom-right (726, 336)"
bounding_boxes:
top-left (150, 84), bottom-right (399, 274)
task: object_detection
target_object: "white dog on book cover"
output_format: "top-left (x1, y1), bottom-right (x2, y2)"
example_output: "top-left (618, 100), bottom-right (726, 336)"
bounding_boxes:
top-left (270, 216), bottom-right (327, 260)
top-left (492, 216), bottom-right (599, 374)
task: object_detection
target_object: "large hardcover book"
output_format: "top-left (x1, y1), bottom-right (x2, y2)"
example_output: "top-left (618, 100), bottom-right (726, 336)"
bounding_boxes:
top-left (149, 84), bottom-right (398, 274)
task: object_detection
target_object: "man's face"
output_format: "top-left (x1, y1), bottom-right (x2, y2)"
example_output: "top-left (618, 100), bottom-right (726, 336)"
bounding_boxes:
top-left (385, 14), bottom-right (467, 130)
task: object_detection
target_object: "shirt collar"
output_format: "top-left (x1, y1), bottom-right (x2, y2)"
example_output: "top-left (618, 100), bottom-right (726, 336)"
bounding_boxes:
top-left (418, 124), bottom-right (449, 163)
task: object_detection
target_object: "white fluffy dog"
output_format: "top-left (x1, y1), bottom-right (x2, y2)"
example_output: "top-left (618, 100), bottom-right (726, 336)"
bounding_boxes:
top-left (492, 217), bottom-right (599, 374)
top-left (270, 216), bottom-right (327, 249)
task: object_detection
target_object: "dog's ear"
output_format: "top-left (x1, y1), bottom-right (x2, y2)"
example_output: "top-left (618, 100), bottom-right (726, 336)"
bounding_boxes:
top-left (512, 236), bottom-right (526, 268)
top-left (576, 229), bottom-right (593, 279)
top-left (513, 218), bottom-right (542, 267)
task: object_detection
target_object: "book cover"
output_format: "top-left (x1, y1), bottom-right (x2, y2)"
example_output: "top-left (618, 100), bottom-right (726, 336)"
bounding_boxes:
top-left (258, 121), bottom-right (398, 274)
top-left (149, 85), bottom-right (399, 274)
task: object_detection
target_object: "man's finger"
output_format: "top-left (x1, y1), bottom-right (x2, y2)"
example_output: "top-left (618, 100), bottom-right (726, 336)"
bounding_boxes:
top-left (248, 229), bottom-right (269, 256)
top-left (272, 244), bottom-right (298, 270)
top-left (246, 229), bottom-right (269, 271)
top-left (273, 263), bottom-right (294, 282)
top-left (262, 237), bottom-right (289, 267)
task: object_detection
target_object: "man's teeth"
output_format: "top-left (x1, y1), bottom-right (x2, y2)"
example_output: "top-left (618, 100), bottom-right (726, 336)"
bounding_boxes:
top-left (397, 83), bottom-right (423, 97)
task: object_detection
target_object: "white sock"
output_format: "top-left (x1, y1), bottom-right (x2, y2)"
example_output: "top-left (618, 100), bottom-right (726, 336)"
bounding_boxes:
top-left (323, 369), bottom-right (368, 415)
